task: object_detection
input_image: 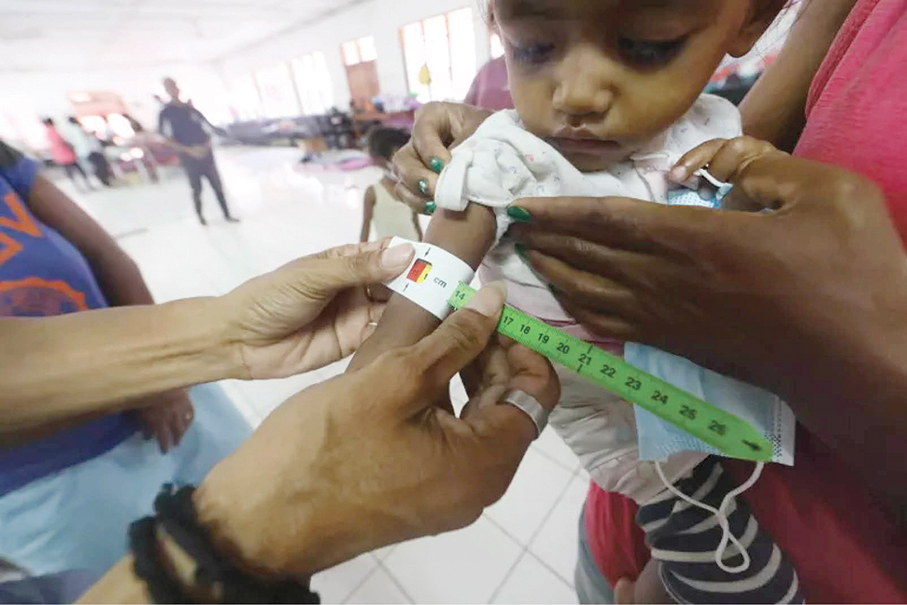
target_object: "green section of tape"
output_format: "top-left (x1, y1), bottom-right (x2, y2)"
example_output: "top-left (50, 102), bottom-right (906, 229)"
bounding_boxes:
top-left (449, 283), bottom-right (771, 461)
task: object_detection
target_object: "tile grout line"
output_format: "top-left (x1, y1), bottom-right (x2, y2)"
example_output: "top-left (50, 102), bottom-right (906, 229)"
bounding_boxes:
top-left (523, 549), bottom-right (578, 593)
top-left (529, 442), bottom-right (582, 475)
top-left (375, 560), bottom-right (416, 604)
top-left (523, 476), bottom-right (588, 590)
top-left (482, 474), bottom-right (573, 605)
top-left (339, 559), bottom-right (383, 605)
top-left (487, 550), bottom-right (528, 604)
top-left (522, 475), bottom-right (577, 550)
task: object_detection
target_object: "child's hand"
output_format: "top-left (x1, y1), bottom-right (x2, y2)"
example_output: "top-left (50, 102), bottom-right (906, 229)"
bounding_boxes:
top-left (668, 136), bottom-right (786, 187)
top-left (134, 389), bottom-right (194, 454)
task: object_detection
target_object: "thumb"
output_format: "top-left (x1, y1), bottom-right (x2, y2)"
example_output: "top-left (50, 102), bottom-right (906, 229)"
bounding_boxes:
top-left (404, 283), bottom-right (507, 401)
top-left (302, 243), bottom-right (415, 297)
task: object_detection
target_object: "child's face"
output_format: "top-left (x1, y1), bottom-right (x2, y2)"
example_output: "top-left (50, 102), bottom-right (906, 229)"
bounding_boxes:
top-left (494, 0), bottom-right (775, 171)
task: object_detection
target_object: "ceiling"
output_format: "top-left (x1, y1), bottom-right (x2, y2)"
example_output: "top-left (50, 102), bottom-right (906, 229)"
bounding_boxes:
top-left (0, 0), bottom-right (368, 73)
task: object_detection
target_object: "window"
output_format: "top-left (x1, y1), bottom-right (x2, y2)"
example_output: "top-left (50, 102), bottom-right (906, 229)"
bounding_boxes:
top-left (490, 31), bottom-right (505, 59)
top-left (256, 63), bottom-right (301, 118)
top-left (227, 76), bottom-right (263, 121)
top-left (0, 96), bottom-right (44, 153)
top-left (291, 52), bottom-right (335, 115)
top-left (402, 8), bottom-right (477, 103)
top-left (342, 37), bottom-right (377, 66)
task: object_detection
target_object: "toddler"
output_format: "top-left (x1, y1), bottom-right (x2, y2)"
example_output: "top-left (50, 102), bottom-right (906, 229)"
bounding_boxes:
top-left (360, 127), bottom-right (423, 243)
top-left (352, 0), bottom-right (801, 602)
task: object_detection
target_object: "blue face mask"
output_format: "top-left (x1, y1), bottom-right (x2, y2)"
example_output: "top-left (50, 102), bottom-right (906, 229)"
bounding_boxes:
top-left (628, 175), bottom-right (795, 465)
top-left (624, 344), bottom-right (796, 465)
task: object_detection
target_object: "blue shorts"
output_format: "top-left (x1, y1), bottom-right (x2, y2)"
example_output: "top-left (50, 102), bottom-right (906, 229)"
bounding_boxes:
top-left (575, 508), bottom-right (616, 604)
top-left (0, 383), bottom-right (251, 582)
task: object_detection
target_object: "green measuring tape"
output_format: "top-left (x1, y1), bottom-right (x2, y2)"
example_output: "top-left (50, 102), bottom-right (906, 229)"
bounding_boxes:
top-left (449, 283), bottom-right (771, 461)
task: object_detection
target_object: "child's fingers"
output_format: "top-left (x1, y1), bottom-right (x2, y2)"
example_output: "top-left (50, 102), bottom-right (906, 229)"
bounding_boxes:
top-left (669, 139), bottom-right (729, 182)
top-left (707, 136), bottom-right (781, 183)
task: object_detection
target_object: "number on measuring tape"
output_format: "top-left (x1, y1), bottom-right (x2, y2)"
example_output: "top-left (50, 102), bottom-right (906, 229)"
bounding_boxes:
top-left (448, 283), bottom-right (771, 461)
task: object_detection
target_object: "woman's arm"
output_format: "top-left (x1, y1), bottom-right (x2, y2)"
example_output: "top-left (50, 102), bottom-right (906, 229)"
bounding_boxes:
top-left (0, 242), bottom-right (413, 435)
top-left (348, 204), bottom-right (497, 371)
top-left (0, 298), bottom-right (236, 434)
top-left (740, 0), bottom-right (857, 150)
top-left (360, 186), bottom-right (375, 243)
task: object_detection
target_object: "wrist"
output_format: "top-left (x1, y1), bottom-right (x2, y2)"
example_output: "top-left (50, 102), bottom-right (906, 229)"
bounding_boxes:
top-left (167, 297), bottom-right (248, 382)
top-left (192, 476), bottom-right (332, 578)
top-left (192, 456), bottom-right (383, 578)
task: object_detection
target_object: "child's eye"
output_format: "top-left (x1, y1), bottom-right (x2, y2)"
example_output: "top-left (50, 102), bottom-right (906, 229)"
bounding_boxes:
top-left (618, 37), bottom-right (685, 67)
top-left (510, 42), bottom-right (556, 66)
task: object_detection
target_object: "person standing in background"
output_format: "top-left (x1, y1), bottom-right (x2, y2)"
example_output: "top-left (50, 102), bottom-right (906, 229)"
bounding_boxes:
top-left (157, 77), bottom-right (238, 225)
top-left (64, 116), bottom-right (112, 187)
top-left (360, 128), bottom-right (423, 243)
top-left (43, 118), bottom-right (93, 192)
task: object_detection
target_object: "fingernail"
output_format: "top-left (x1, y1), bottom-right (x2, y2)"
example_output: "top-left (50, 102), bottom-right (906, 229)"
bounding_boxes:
top-left (507, 206), bottom-right (532, 223)
top-left (429, 156), bottom-right (444, 174)
top-left (418, 179), bottom-right (431, 197)
top-left (424, 201), bottom-right (437, 215)
top-left (514, 243), bottom-right (527, 260)
top-left (465, 282), bottom-right (508, 318)
top-left (380, 244), bottom-right (414, 270)
top-left (669, 166), bottom-right (688, 182)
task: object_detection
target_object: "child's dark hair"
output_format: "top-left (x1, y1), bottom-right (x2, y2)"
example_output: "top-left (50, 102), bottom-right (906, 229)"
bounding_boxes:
top-left (367, 127), bottom-right (411, 161)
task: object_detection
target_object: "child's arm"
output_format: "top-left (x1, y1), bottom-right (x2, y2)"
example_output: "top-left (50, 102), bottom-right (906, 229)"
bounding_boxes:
top-left (615, 560), bottom-right (674, 604)
top-left (360, 186), bottom-right (375, 243)
top-left (411, 211), bottom-right (424, 241)
top-left (348, 203), bottom-right (496, 371)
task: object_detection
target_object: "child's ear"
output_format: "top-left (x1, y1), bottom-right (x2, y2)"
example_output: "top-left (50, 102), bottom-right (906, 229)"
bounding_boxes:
top-left (486, 0), bottom-right (498, 29)
top-left (727, 0), bottom-right (787, 58)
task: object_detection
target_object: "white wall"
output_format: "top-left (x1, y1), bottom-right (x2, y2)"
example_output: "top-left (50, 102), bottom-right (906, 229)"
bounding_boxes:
top-left (0, 65), bottom-right (224, 126)
top-left (217, 0), bottom-right (492, 109)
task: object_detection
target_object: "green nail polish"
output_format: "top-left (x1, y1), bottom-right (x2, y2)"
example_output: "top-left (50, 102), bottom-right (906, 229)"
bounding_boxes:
top-left (514, 243), bottom-right (527, 259)
top-left (418, 179), bottom-right (431, 197)
top-left (507, 206), bottom-right (533, 223)
top-left (424, 201), bottom-right (437, 215)
top-left (429, 157), bottom-right (445, 174)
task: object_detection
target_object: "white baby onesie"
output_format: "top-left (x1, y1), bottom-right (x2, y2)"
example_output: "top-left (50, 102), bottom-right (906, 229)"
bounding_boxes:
top-left (435, 95), bottom-right (743, 504)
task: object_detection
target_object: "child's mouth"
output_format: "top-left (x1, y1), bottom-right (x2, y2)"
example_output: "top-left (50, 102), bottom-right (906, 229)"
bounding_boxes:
top-left (548, 136), bottom-right (624, 156)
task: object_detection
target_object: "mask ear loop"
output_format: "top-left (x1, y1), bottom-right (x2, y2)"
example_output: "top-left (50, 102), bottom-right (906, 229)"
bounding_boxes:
top-left (655, 461), bottom-right (765, 574)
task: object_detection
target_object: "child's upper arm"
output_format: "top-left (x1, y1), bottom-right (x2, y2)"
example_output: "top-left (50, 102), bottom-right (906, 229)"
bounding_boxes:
top-left (347, 203), bottom-right (497, 371)
top-left (363, 186), bottom-right (376, 208)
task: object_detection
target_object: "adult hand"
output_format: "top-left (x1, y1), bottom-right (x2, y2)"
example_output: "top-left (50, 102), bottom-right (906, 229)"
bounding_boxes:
top-left (511, 148), bottom-right (907, 392)
top-left (193, 284), bottom-right (559, 578)
top-left (218, 240), bottom-right (414, 380)
top-left (511, 151), bottom-right (907, 508)
top-left (134, 390), bottom-right (194, 454)
top-left (392, 102), bottom-right (491, 214)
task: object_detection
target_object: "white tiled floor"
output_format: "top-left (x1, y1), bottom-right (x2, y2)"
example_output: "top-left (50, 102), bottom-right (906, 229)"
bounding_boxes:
top-left (65, 147), bottom-right (589, 604)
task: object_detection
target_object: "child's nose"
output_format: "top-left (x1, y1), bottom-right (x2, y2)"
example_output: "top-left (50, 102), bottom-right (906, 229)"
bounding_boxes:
top-left (553, 46), bottom-right (616, 122)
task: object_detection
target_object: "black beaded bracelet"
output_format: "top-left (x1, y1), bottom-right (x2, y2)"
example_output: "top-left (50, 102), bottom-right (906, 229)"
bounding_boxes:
top-left (129, 484), bottom-right (320, 604)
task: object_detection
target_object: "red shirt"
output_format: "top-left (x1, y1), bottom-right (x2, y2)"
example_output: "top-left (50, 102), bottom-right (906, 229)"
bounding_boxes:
top-left (45, 126), bottom-right (76, 165)
top-left (464, 57), bottom-right (513, 111)
top-left (586, 1), bottom-right (907, 600)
